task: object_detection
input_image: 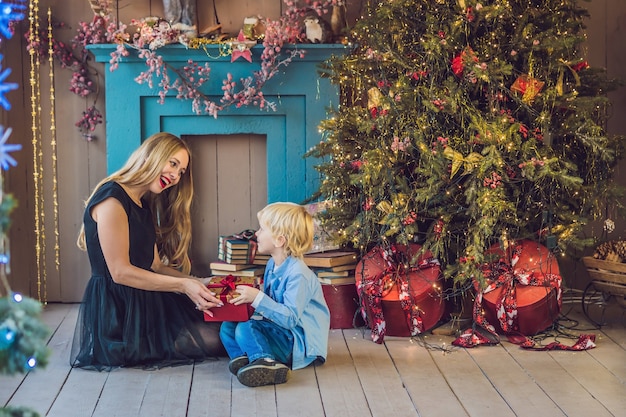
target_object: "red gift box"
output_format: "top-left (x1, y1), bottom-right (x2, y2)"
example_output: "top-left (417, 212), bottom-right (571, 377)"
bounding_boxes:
top-left (203, 275), bottom-right (257, 322)
top-left (453, 240), bottom-right (563, 348)
top-left (355, 244), bottom-right (447, 341)
top-left (321, 282), bottom-right (365, 329)
top-left (483, 285), bottom-right (560, 335)
top-left (481, 239), bottom-right (561, 335)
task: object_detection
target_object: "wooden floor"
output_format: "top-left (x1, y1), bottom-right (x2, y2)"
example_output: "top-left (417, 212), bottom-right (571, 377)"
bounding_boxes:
top-left (1, 298), bottom-right (624, 417)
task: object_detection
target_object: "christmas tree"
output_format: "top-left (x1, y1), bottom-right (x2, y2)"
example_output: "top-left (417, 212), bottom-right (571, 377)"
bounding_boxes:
top-left (308, 0), bottom-right (624, 286)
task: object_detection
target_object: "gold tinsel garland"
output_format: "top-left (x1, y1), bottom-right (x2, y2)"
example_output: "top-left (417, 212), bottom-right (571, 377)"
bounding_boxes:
top-left (28, 0), bottom-right (61, 303)
top-left (28, 0), bottom-right (43, 302)
top-left (47, 7), bottom-right (59, 276)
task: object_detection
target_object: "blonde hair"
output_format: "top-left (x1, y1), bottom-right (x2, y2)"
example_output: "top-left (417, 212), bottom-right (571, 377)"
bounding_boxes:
top-left (77, 132), bottom-right (194, 273)
top-left (257, 202), bottom-right (314, 258)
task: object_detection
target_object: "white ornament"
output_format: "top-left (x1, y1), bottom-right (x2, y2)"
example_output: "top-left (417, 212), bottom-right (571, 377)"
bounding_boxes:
top-left (603, 219), bottom-right (615, 233)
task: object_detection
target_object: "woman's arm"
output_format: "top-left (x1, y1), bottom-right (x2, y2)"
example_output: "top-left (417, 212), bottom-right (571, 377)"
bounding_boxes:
top-left (92, 197), bottom-right (222, 310)
top-left (151, 247), bottom-right (214, 285)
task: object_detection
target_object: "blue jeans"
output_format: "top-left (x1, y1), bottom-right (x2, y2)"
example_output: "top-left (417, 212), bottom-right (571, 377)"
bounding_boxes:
top-left (220, 318), bottom-right (294, 366)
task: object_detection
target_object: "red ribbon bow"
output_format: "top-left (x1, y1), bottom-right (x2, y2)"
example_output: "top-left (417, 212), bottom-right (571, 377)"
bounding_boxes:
top-left (207, 275), bottom-right (238, 296)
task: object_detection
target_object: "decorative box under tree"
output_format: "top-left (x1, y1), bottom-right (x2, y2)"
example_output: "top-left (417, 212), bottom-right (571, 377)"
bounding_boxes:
top-left (479, 239), bottom-right (562, 337)
top-left (321, 282), bottom-right (364, 329)
top-left (355, 244), bottom-right (447, 343)
top-left (453, 239), bottom-right (565, 348)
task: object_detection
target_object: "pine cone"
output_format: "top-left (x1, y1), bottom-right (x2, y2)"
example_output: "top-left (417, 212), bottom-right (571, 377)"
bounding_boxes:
top-left (593, 240), bottom-right (626, 262)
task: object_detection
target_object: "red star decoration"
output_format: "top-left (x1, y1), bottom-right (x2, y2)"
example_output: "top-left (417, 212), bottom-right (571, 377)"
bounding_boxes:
top-left (230, 30), bottom-right (256, 63)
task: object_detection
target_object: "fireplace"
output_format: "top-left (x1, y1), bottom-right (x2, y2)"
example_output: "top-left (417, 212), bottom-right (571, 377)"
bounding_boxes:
top-left (88, 43), bottom-right (347, 272)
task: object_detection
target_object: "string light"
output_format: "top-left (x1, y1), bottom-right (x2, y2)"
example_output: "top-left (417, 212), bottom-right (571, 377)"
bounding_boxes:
top-left (28, 0), bottom-right (45, 303)
top-left (45, 5), bottom-right (58, 301)
top-left (25, 357), bottom-right (37, 369)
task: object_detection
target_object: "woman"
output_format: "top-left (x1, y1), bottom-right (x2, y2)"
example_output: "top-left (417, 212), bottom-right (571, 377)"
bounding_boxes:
top-left (71, 132), bottom-right (225, 370)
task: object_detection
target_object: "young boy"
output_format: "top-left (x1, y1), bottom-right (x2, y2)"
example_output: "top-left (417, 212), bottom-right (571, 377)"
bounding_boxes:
top-left (219, 202), bottom-right (330, 387)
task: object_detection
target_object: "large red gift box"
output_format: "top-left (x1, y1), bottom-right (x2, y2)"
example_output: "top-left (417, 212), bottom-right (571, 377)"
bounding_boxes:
top-left (481, 239), bottom-right (562, 336)
top-left (203, 275), bottom-right (257, 322)
top-left (355, 244), bottom-right (447, 339)
top-left (482, 285), bottom-right (560, 335)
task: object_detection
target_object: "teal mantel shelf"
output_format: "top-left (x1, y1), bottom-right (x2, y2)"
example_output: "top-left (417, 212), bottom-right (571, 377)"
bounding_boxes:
top-left (87, 43), bottom-right (350, 203)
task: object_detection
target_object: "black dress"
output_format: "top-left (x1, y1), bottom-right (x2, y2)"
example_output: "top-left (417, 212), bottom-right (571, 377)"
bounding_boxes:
top-left (70, 181), bottom-right (224, 370)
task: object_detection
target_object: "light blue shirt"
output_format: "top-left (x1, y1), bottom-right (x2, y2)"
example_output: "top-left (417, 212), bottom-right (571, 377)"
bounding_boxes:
top-left (252, 256), bottom-right (330, 370)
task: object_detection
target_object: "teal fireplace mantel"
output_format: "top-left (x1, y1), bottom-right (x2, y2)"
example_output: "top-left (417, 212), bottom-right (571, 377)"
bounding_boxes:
top-left (87, 43), bottom-right (349, 203)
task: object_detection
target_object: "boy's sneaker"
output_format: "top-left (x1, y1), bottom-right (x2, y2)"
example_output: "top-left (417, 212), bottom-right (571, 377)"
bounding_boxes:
top-left (236, 358), bottom-right (290, 387)
top-left (228, 356), bottom-right (249, 376)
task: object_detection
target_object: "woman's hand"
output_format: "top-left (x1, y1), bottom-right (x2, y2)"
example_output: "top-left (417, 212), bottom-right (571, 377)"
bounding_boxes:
top-left (230, 285), bottom-right (260, 305)
top-left (181, 278), bottom-right (223, 315)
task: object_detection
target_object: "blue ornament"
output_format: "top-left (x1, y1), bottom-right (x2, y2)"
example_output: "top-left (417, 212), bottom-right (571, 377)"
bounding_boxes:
top-left (0, 321), bottom-right (16, 350)
top-left (0, 125), bottom-right (20, 170)
top-left (0, 0), bottom-right (26, 39)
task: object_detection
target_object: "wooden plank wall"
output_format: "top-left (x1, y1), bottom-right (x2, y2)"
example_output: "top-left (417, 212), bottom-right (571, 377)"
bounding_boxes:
top-left (0, 0), bottom-right (624, 302)
top-left (186, 133), bottom-right (268, 277)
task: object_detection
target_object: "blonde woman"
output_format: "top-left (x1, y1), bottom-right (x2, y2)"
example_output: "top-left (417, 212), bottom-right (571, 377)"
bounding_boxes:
top-left (220, 202), bottom-right (330, 387)
top-left (71, 132), bottom-right (225, 370)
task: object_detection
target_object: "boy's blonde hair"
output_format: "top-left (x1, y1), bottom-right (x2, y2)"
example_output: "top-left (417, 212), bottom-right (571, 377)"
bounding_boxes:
top-left (257, 202), bottom-right (314, 258)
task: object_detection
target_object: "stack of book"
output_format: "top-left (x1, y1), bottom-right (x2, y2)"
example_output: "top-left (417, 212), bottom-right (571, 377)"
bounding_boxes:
top-left (252, 254), bottom-right (271, 266)
top-left (218, 237), bottom-right (256, 264)
top-left (210, 261), bottom-right (265, 278)
top-left (304, 250), bottom-right (358, 285)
